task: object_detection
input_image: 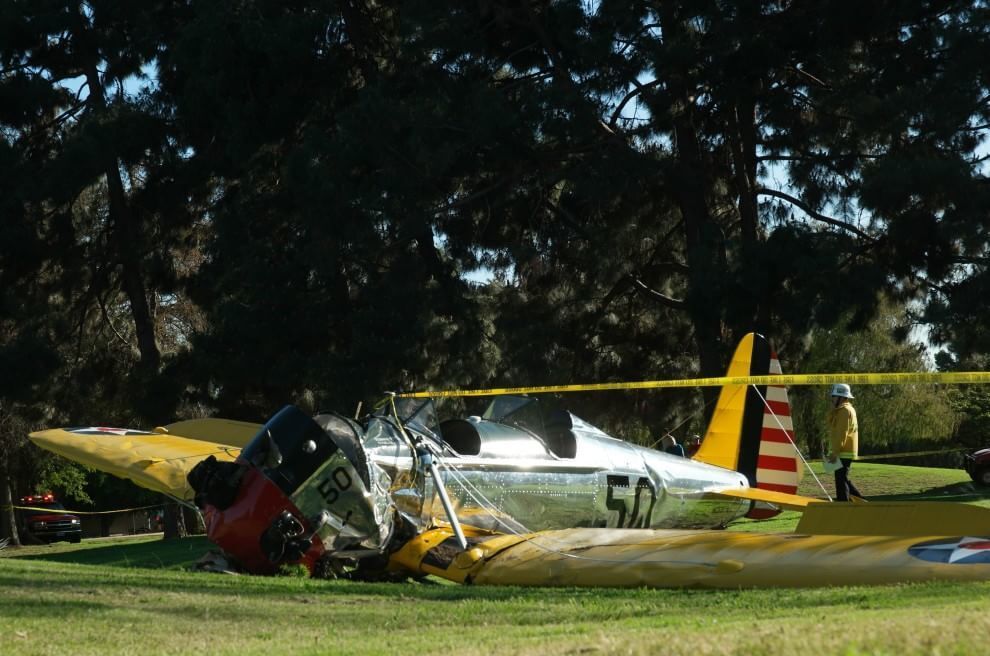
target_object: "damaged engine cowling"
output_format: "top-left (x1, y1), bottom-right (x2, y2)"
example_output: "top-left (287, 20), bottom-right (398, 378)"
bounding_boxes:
top-left (188, 405), bottom-right (397, 574)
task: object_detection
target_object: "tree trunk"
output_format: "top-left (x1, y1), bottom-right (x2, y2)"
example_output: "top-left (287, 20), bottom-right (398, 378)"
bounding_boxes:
top-left (728, 89), bottom-right (771, 339)
top-left (83, 65), bottom-right (161, 373)
top-left (660, 10), bottom-right (726, 412)
top-left (669, 111), bottom-right (725, 378)
top-left (162, 502), bottom-right (188, 540)
top-left (660, 5), bottom-right (740, 421)
top-left (0, 465), bottom-right (21, 546)
top-left (181, 505), bottom-right (204, 535)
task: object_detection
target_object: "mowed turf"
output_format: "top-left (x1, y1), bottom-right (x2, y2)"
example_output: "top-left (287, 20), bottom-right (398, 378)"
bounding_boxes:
top-left (2, 463), bottom-right (989, 656)
top-left (727, 459), bottom-right (990, 533)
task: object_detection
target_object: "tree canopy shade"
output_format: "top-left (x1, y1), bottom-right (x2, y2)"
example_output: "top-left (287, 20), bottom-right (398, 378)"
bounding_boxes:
top-left (2, 1), bottom-right (990, 512)
top-left (226, 0), bottom-right (986, 415)
top-left (449, 1), bottom-right (990, 378)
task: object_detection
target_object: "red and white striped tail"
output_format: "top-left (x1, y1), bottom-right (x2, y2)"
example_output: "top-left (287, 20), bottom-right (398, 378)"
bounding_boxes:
top-left (747, 350), bottom-right (801, 519)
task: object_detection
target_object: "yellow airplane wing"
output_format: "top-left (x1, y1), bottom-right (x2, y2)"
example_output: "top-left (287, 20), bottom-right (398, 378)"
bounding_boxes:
top-left (28, 426), bottom-right (242, 501)
top-left (392, 501), bottom-right (990, 588)
top-left (708, 486), bottom-right (822, 512)
top-left (161, 418), bottom-right (262, 448)
top-left (793, 499), bottom-right (990, 536)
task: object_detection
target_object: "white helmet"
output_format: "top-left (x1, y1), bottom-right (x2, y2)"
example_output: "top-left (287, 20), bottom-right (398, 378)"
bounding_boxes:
top-left (830, 383), bottom-right (854, 399)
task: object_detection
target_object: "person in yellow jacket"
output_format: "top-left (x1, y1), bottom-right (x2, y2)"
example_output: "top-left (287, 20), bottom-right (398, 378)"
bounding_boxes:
top-left (826, 383), bottom-right (862, 501)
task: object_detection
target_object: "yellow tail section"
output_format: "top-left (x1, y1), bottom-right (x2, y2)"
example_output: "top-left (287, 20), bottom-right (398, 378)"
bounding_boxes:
top-left (693, 334), bottom-right (802, 518)
top-left (693, 333), bottom-right (756, 471)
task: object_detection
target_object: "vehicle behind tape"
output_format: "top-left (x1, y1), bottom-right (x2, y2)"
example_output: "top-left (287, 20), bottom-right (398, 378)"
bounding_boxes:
top-left (17, 494), bottom-right (82, 544)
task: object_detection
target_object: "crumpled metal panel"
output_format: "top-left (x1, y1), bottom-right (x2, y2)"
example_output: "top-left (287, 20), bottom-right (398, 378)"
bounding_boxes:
top-left (290, 446), bottom-right (392, 552)
top-left (361, 417), bottom-right (426, 531)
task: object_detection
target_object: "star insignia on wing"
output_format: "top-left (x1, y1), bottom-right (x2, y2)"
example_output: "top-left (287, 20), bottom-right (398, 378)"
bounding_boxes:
top-left (68, 427), bottom-right (153, 436)
top-left (908, 537), bottom-right (990, 564)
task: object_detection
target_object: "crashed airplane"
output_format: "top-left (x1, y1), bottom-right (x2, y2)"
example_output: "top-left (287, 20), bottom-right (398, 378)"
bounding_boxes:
top-left (28, 333), bottom-right (990, 587)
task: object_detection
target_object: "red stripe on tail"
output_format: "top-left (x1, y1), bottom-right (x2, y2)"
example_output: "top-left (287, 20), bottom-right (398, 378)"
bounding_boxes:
top-left (764, 400), bottom-right (791, 416)
top-left (756, 481), bottom-right (798, 494)
top-left (757, 455), bottom-right (798, 472)
top-left (746, 347), bottom-right (800, 519)
top-left (759, 427), bottom-right (793, 444)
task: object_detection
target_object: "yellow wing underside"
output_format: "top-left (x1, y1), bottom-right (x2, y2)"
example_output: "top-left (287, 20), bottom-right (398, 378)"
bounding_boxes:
top-left (27, 419), bottom-right (259, 501)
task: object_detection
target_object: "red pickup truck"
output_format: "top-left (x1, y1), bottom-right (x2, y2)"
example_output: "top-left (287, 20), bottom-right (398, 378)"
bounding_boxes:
top-left (964, 449), bottom-right (990, 487)
top-left (17, 494), bottom-right (83, 544)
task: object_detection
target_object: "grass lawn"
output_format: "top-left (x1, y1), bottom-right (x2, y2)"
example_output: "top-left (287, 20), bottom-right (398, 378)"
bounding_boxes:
top-left (728, 460), bottom-right (990, 533)
top-left (2, 463), bottom-right (989, 656)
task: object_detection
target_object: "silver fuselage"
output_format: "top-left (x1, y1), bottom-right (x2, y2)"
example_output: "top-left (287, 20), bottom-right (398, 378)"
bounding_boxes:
top-left (361, 412), bottom-right (750, 535)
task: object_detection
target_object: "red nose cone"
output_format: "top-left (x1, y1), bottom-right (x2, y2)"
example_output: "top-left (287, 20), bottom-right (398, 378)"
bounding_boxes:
top-left (203, 465), bottom-right (324, 574)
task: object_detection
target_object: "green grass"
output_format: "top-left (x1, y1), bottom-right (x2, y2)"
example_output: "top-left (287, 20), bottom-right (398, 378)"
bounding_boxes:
top-left (2, 463), bottom-right (990, 655)
top-left (798, 460), bottom-right (984, 500)
top-left (728, 461), bottom-right (990, 533)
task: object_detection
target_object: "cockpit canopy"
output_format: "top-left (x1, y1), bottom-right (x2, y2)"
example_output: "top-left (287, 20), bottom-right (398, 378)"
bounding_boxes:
top-left (437, 396), bottom-right (578, 459)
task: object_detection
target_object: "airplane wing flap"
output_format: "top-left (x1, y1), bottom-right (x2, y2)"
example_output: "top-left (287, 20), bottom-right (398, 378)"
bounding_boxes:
top-left (707, 486), bottom-right (821, 512)
top-left (795, 501), bottom-right (990, 536)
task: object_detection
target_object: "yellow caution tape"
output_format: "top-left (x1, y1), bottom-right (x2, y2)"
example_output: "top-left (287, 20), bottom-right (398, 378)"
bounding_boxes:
top-left (5, 503), bottom-right (163, 516)
top-left (398, 371), bottom-right (990, 399)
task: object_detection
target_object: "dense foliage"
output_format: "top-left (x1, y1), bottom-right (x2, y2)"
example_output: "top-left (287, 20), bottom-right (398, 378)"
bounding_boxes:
top-left (2, 2), bottom-right (989, 525)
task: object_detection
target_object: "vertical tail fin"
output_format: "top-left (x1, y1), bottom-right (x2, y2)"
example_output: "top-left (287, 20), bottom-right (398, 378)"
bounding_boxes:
top-left (693, 333), bottom-right (802, 519)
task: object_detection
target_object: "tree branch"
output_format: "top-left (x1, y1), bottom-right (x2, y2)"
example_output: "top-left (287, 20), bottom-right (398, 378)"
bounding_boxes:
top-left (785, 65), bottom-right (831, 90)
top-left (97, 293), bottom-right (135, 353)
top-left (629, 277), bottom-right (686, 309)
top-left (757, 187), bottom-right (875, 241)
top-left (756, 151), bottom-right (880, 162)
top-left (545, 201), bottom-right (592, 240)
top-left (493, 69), bottom-right (553, 91)
top-left (40, 100), bottom-right (86, 131)
top-left (431, 175), bottom-right (514, 216)
top-left (491, 41), bottom-right (541, 73)
top-left (615, 23), bottom-right (661, 56)
top-left (600, 274), bottom-right (687, 311)
top-left (609, 79), bottom-right (662, 129)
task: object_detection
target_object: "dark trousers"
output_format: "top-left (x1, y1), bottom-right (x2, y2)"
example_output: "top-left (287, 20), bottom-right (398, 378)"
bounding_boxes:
top-left (834, 458), bottom-right (862, 501)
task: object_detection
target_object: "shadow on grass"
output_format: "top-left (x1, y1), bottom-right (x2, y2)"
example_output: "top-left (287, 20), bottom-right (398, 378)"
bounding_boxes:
top-left (1, 568), bottom-right (986, 620)
top-left (865, 480), bottom-right (990, 503)
top-left (3, 537), bottom-right (990, 618)
top-left (0, 597), bottom-right (111, 619)
top-left (4, 535), bottom-right (214, 570)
